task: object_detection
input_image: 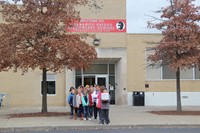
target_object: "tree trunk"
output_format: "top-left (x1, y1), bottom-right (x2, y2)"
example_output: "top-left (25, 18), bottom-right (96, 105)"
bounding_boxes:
top-left (176, 67), bottom-right (182, 112)
top-left (42, 68), bottom-right (48, 113)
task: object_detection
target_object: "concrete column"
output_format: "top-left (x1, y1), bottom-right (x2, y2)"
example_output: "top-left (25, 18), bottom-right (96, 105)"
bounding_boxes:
top-left (96, 48), bottom-right (127, 105)
top-left (65, 68), bottom-right (75, 106)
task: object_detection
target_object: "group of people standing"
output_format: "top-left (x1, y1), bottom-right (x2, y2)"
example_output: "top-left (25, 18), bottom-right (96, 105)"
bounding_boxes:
top-left (67, 84), bottom-right (110, 125)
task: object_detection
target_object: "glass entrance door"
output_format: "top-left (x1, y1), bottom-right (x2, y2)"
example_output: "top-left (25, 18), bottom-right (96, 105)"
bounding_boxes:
top-left (95, 75), bottom-right (108, 89)
top-left (84, 76), bottom-right (95, 87)
top-left (75, 64), bottom-right (115, 104)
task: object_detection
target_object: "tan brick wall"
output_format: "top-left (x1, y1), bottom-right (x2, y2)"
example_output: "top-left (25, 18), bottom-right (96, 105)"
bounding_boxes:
top-left (0, 69), bottom-right (66, 107)
top-left (127, 34), bottom-right (200, 93)
top-left (1, 1), bottom-right (200, 107)
top-left (78, 0), bottom-right (127, 48)
top-left (0, 0), bottom-right (127, 107)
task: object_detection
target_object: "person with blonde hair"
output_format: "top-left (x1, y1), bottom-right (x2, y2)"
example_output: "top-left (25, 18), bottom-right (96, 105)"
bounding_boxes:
top-left (85, 84), bottom-right (90, 94)
top-left (82, 89), bottom-right (91, 120)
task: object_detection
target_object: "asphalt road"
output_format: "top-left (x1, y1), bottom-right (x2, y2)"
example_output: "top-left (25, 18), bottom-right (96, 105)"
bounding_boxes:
top-left (12, 128), bottom-right (200, 133)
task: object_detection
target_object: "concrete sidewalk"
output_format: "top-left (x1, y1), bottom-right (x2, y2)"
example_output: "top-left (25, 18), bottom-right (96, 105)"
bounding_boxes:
top-left (0, 105), bottom-right (200, 132)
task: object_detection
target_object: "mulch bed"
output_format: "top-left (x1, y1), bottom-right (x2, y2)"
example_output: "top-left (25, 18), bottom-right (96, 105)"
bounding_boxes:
top-left (10, 112), bottom-right (70, 118)
top-left (150, 111), bottom-right (200, 116)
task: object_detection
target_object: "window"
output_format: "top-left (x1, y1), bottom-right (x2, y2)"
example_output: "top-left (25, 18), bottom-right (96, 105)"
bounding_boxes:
top-left (180, 68), bottom-right (193, 79)
top-left (162, 65), bottom-right (176, 79)
top-left (84, 76), bottom-right (95, 87)
top-left (41, 81), bottom-right (56, 95)
top-left (109, 64), bottom-right (115, 75)
top-left (163, 66), bottom-right (193, 79)
top-left (83, 64), bottom-right (107, 74)
top-left (195, 67), bottom-right (200, 79)
top-left (41, 74), bottom-right (56, 95)
top-left (75, 64), bottom-right (115, 87)
top-left (75, 76), bottom-right (82, 88)
top-left (109, 64), bottom-right (116, 90)
top-left (146, 48), bottom-right (161, 80)
top-left (146, 48), bottom-right (194, 80)
top-left (146, 66), bottom-right (161, 80)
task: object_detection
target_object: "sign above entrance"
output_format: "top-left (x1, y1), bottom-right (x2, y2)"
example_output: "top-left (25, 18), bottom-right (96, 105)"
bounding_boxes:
top-left (67, 19), bottom-right (126, 33)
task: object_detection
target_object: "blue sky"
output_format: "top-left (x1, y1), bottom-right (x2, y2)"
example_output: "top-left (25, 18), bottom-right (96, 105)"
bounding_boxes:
top-left (126, 0), bottom-right (200, 33)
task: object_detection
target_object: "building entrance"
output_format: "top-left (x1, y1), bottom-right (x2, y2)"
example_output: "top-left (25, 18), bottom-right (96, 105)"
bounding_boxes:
top-left (83, 75), bottom-right (108, 89)
top-left (75, 63), bottom-right (115, 104)
top-left (96, 75), bottom-right (108, 88)
top-left (83, 76), bottom-right (95, 86)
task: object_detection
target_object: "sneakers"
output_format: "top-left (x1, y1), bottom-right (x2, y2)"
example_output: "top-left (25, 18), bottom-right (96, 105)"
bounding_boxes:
top-left (99, 121), bottom-right (104, 125)
top-left (69, 116), bottom-right (73, 119)
top-left (84, 118), bottom-right (87, 121)
top-left (88, 118), bottom-right (92, 121)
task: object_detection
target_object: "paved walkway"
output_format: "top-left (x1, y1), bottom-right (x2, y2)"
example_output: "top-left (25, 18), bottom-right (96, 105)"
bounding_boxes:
top-left (0, 105), bottom-right (200, 132)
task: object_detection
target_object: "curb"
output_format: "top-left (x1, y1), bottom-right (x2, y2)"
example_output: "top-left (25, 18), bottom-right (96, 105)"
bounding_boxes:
top-left (1, 124), bottom-right (200, 132)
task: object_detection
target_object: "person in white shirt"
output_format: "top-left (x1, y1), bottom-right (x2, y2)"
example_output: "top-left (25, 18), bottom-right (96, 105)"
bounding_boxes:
top-left (92, 84), bottom-right (100, 120)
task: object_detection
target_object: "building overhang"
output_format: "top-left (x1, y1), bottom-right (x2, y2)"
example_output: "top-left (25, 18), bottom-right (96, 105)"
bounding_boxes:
top-left (93, 58), bottom-right (120, 64)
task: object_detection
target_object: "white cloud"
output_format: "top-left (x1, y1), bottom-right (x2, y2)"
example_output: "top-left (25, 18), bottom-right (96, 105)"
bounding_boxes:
top-left (127, 0), bottom-right (200, 33)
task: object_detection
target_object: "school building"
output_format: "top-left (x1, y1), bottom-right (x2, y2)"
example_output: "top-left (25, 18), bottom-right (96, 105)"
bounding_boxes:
top-left (0, 0), bottom-right (200, 108)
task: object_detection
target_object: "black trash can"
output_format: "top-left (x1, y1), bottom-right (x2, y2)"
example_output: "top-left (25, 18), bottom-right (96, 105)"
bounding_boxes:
top-left (132, 91), bottom-right (145, 106)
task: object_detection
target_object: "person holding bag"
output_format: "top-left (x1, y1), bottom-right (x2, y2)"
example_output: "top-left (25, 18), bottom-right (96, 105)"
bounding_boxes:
top-left (99, 86), bottom-right (110, 125)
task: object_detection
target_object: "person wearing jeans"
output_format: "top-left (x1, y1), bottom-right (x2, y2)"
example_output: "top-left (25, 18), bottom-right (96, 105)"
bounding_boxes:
top-left (77, 86), bottom-right (83, 120)
top-left (82, 89), bottom-right (91, 120)
top-left (67, 87), bottom-right (75, 119)
top-left (92, 85), bottom-right (100, 120)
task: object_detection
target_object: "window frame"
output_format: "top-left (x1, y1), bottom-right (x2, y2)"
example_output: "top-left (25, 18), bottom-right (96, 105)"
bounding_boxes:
top-left (41, 74), bottom-right (56, 96)
top-left (75, 63), bottom-right (116, 87)
top-left (145, 48), bottom-right (198, 81)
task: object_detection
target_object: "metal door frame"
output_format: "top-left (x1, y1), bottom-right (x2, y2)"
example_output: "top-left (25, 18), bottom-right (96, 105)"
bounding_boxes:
top-left (95, 75), bottom-right (109, 89)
